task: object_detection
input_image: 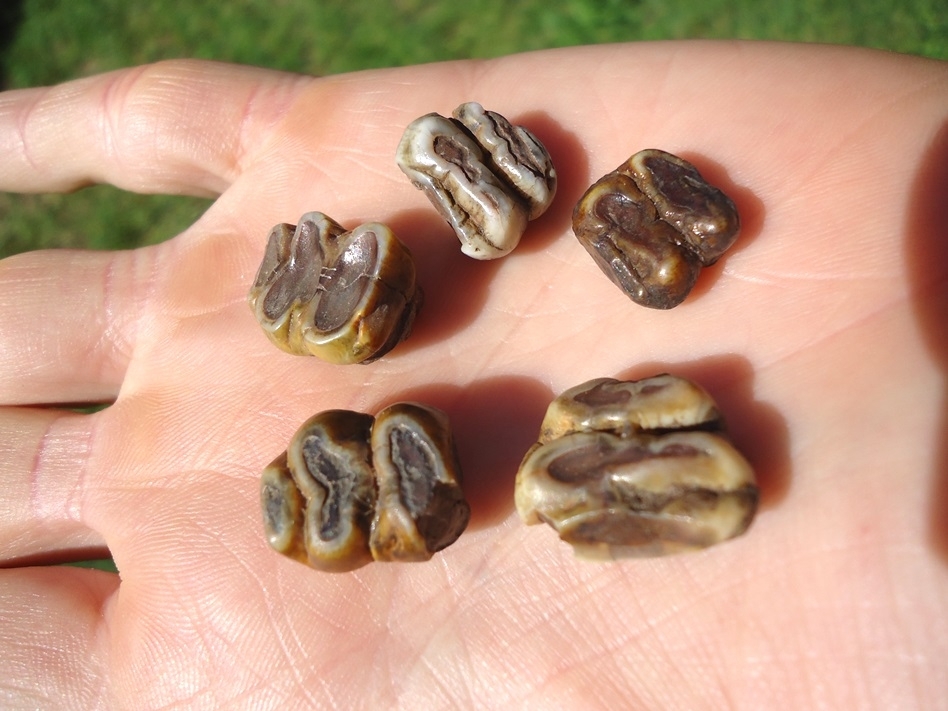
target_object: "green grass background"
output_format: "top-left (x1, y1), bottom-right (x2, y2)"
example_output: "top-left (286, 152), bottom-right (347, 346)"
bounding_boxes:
top-left (0, 0), bottom-right (945, 259)
top-left (0, 2), bottom-right (944, 573)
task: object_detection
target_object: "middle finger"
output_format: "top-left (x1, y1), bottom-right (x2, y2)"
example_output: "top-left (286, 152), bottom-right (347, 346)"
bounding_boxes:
top-left (0, 248), bottom-right (148, 406)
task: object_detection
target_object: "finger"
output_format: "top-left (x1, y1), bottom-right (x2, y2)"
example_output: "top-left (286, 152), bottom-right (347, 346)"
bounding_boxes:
top-left (0, 407), bottom-right (106, 564)
top-left (0, 247), bottom-right (156, 405)
top-left (0, 59), bottom-right (307, 196)
top-left (0, 566), bottom-right (115, 706)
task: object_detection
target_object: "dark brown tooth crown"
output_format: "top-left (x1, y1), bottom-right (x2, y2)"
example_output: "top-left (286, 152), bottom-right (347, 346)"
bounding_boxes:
top-left (572, 149), bottom-right (740, 309)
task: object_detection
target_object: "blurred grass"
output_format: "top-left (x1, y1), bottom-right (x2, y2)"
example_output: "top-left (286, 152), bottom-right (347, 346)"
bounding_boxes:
top-left (64, 558), bottom-right (119, 573)
top-left (0, 0), bottom-right (945, 259)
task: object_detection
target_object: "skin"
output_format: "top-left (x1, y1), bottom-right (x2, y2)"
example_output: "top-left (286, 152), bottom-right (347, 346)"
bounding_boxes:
top-left (0, 42), bottom-right (946, 709)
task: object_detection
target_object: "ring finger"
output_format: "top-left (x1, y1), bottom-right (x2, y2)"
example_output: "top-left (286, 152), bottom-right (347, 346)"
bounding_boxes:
top-left (0, 406), bottom-right (105, 564)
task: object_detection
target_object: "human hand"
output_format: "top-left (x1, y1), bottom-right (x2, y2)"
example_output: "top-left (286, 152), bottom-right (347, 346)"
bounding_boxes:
top-left (1, 42), bottom-right (946, 709)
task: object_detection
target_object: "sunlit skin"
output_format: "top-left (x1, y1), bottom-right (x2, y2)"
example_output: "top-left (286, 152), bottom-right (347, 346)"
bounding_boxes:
top-left (0, 42), bottom-right (946, 708)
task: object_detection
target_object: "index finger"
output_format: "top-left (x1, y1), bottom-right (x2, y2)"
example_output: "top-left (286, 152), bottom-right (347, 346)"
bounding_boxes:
top-left (0, 60), bottom-right (307, 197)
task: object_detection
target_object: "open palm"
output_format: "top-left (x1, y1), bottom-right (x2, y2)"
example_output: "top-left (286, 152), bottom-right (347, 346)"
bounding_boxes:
top-left (1, 42), bottom-right (946, 709)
